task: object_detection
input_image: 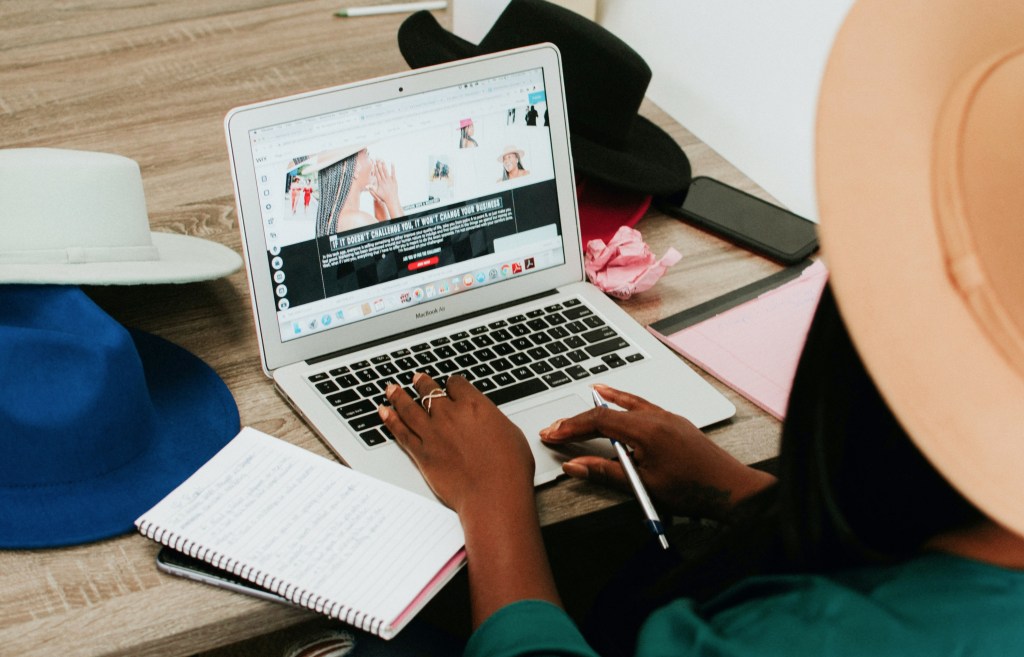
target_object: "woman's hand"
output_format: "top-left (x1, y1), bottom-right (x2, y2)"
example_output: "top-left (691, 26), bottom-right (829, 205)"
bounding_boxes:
top-left (540, 384), bottom-right (776, 520)
top-left (379, 373), bottom-right (535, 517)
top-left (379, 374), bottom-right (561, 627)
top-left (368, 159), bottom-right (403, 221)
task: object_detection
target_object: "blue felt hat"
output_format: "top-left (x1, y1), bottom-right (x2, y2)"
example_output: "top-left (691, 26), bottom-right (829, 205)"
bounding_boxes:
top-left (0, 285), bottom-right (239, 549)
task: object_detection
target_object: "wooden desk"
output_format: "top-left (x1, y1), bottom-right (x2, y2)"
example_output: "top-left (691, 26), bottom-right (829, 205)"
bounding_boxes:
top-left (0, 2), bottom-right (783, 655)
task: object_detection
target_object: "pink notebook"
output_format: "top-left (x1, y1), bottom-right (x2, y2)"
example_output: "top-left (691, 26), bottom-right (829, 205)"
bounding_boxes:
top-left (649, 260), bottom-right (828, 420)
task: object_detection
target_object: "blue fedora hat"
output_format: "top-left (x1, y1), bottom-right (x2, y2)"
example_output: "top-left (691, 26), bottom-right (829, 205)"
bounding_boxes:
top-left (0, 285), bottom-right (239, 549)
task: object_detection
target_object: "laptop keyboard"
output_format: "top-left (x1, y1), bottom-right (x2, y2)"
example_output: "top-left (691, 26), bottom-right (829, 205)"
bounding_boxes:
top-left (305, 297), bottom-right (645, 448)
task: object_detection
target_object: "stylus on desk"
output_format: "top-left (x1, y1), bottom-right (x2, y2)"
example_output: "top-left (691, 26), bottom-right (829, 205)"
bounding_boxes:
top-left (591, 388), bottom-right (670, 550)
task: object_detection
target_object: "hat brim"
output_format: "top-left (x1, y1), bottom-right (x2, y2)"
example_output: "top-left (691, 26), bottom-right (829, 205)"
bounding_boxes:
top-left (817, 0), bottom-right (1024, 534)
top-left (397, 11), bottom-right (691, 196)
top-left (0, 329), bottom-right (239, 548)
top-left (0, 232), bottom-right (242, 285)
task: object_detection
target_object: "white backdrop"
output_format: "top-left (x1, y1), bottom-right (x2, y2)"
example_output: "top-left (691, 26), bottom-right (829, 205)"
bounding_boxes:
top-left (453, 0), bottom-right (855, 220)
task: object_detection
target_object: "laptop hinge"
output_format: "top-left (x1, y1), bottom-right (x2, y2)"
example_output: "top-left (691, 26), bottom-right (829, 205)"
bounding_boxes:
top-left (306, 289), bottom-right (559, 365)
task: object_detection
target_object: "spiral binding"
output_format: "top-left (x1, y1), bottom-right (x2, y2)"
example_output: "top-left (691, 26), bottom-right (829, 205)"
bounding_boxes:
top-left (137, 519), bottom-right (388, 637)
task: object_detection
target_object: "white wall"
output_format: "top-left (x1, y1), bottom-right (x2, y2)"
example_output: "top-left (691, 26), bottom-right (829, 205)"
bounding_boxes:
top-left (598, 1), bottom-right (854, 220)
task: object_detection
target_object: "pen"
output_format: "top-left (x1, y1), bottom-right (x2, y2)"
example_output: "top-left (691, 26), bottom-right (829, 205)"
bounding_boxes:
top-left (592, 388), bottom-right (670, 549)
top-left (335, 1), bottom-right (447, 17)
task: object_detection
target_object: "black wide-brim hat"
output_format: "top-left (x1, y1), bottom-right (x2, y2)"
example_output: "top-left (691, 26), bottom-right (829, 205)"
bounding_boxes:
top-left (398, 0), bottom-right (691, 196)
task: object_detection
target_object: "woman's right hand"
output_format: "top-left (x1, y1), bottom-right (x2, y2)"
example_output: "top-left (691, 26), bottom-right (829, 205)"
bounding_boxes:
top-left (540, 384), bottom-right (776, 519)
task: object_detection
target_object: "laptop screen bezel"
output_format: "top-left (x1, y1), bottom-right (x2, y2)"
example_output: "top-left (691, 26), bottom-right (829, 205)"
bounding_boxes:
top-left (225, 44), bottom-right (583, 375)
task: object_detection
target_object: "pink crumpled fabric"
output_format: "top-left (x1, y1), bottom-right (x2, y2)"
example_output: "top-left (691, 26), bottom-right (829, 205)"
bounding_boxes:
top-left (584, 226), bottom-right (682, 300)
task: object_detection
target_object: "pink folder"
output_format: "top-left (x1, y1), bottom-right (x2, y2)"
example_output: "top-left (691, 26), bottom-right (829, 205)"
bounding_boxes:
top-left (649, 260), bottom-right (828, 420)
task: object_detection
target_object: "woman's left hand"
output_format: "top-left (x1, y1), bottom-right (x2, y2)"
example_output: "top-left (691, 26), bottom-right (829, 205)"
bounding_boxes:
top-left (379, 373), bottom-right (535, 517)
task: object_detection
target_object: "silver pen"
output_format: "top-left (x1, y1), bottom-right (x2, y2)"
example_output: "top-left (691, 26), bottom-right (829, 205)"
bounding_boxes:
top-left (592, 388), bottom-right (669, 549)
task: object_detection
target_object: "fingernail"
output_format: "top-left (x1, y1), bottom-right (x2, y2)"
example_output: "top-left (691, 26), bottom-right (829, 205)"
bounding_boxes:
top-left (563, 461), bottom-right (587, 478)
top-left (378, 406), bottom-right (390, 420)
top-left (539, 419), bottom-right (563, 438)
top-left (385, 383), bottom-right (398, 397)
top-left (412, 372), bottom-right (423, 384)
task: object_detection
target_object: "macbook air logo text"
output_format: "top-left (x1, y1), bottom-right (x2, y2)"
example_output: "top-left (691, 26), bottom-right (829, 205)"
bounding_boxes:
top-left (416, 306), bottom-right (445, 320)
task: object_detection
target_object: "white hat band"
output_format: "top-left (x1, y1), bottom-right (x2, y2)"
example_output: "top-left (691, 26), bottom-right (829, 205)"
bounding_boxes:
top-left (0, 244), bottom-right (160, 265)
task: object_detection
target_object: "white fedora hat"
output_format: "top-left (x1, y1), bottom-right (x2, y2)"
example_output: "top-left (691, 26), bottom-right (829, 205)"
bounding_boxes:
top-left (0, 148), bottom-right (241, 285)
top-left (817, 0), bottom-right (1024, 534)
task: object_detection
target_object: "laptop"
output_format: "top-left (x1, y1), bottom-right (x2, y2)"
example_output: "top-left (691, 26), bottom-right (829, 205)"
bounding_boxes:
top-left (225, 44), bottom-right (735, 500)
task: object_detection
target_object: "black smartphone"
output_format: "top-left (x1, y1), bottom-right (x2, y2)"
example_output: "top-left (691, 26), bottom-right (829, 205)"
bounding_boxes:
top-left (658, 176), bottom-right (818, 264)
top-left (156, 546), bottom-right (290, 605)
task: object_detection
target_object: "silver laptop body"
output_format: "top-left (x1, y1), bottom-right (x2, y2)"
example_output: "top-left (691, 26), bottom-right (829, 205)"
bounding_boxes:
top-left (226, 44), bottom-right (734, 499)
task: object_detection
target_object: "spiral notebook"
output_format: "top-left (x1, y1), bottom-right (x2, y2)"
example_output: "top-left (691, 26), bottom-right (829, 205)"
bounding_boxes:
top-left (135, 427), bottom-right (466, 639)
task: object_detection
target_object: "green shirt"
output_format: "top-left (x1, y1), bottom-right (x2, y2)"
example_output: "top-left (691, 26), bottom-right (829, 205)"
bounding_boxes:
top-left (465, 553), bottom-right (1024, 656)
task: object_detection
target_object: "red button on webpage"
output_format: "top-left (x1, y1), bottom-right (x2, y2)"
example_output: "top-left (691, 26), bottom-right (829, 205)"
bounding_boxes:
top-left (408, 256), bottom-right (439, 271)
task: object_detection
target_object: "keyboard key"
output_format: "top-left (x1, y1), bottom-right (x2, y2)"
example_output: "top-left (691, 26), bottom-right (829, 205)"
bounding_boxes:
top-left (546, 313), bottom-right (567, 326)
top-left (370, 354), bottom-right (391, 364)
top-left (508, 323), bottom-right (530, 337)
top-left (491, 357), bottom-right (513, 372)
top-left (471, 363), bottom-right (495, 378)
top-left (315, 380), bottom-right (340, 394)
top-left (376, 362), bottom-right (398, 376)
top-left (396, 357), bottom-right (418, 370)
top-left (484, 378), bottom-right (548, 406)
top-left (414, 351), bottom-right (438, 365)
top-left (566, 365), bottom-right (590, 380)
top-left (509, 352), bottom-right (532, 366)
top-left (529, 332), bottom-right (552, 345)
top-left (511, 337), bottom-right (532, 351)
top-left (474, 377), bottom-right (498, 393)
top-left (453, 340), bottom-right (474, 353)
top-left (435, 345), bottom-right (456, 359)
top-left (602, 354), bottom-right (627, 368)
top-left (470, 325), bottom-right (489, 335)
top-left (527, 346), bottom-right (550, 360)
top-left (488, 320), bottom-right (508, 329)
top-left (492, 328), bottom-right (513, 342)
top-left (582, 326), bottom-right (617, 344)
top-left (542, 371), bottom-right (572, 387)
top-left (420, 364), bottom-right (440, 378)
top-left (436, 359), bottom-right (459, 373)
top-left (357, 383), bottom-right (378, 397)
top-left (326, 389), bottom-right (359, 406)
top-left (585, 337), bottom-right (630, 358)
top-left (390, 348), bottom-right (411, 358)
top-left (583, 315), bottom-right (606, 328)
top-left (526, 309), bottom-right (545, 318)
top-left (563, 298), bottom-right (581, 307)
top-left (336, 374), bottom-right (359, 388)
top-left (493, 342), bottom-right (515, 356)
top-left (508, 314), bottom-right (527, 323)
top-left (566, 321), bottom-right (588, 334)
top-left (530, 361), bottom-right (553, 375)
top-left (430, 337), bottom-right (450, 346)
top-left (359, 429), bottom-right (387, 447)
top-left (589, 364), bottom-right (609, 374)
top-left (349, 413), bottom-right (384, 433)
top-left (376, 376), bottom-right (398, 391)
top-left (567, 349), bottom-right (589, 363)
top-left (549, 355), bottom-right (571, 369)
top-left (547, 340), bottom-right (569, 354)
top-left (351, 360), bottom-right (371, 370)
top-left (411, 342), bottom-right (431, 352)
top-left (562, 305), bottom-right (592, 319)
top-left (398, 371), bottom-right (415, 385)
top-left (626, 353), bottom-right (645, 362)
top-left (455, 354), bottom-right (478, 367)
top-left (544, 304), bottom-right (563, 313)
top-left (309, 372), bottom-right (329, 383)
top-left (492, 372), bottom-right (515, 387)
top-left (548, 326), bottom-right (569, 339)
top-left (339, 399), bottom-right (376, 419)
top-left (471, 334), bottom-right (495, 348)
top-left (475, 347), bottom-right (497, 361)
top-left (511, 367), bottom-right (535, 381)
top-left (355, 367), bottom-right (378, 382)
top-left (527, 318), bottom-right (548, 331)
top-left (565, 335), bottom-right (587, 349)
top-left (451, 331), bottom-right (470, 340)
top-left (329, 366), bottom-right (350, 376)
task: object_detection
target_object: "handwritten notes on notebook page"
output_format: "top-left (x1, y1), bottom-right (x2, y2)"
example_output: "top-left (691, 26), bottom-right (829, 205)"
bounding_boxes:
top-left (135, 427), bottom-right (465, 639)
top-left (649, 260), bottom-right (828, 420)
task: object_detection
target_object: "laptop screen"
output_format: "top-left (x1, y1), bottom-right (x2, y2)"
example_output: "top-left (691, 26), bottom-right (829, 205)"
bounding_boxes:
top-left (247, 67), bottom-right (565, 343)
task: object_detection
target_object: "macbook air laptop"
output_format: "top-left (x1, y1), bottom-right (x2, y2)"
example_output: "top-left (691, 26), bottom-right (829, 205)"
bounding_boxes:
top-left (225, 44), bottom-right (735, 500)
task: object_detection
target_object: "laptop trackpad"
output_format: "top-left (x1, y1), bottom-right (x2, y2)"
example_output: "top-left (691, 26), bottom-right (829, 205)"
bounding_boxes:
top-left (510, 394), bottom-right (619, 486)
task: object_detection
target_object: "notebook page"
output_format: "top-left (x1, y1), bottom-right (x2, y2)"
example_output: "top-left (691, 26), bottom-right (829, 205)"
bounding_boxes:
top-left (137, 427), bottom-right (465, 630)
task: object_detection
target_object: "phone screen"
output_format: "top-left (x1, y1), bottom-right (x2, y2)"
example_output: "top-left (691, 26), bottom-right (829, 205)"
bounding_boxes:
top-left (679, 177), bottom-right (818, 263)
